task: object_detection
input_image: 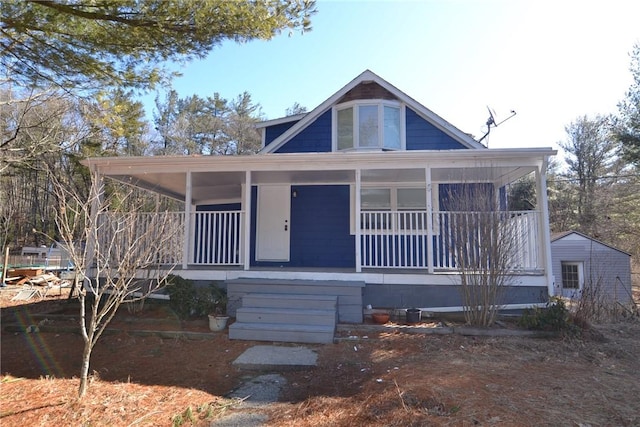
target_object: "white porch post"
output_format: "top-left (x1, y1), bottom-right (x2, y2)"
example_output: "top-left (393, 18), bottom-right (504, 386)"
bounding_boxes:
top-left (243, 171), bottom-right (252, 271)
top-left (425, 166), bottom-right (434, 273)
top-left (536, 158), bottom-right (555, 297)
top-left (355, 168), bottom-right (362, 273)
top-left (182, 171), bottom-right (192, 269)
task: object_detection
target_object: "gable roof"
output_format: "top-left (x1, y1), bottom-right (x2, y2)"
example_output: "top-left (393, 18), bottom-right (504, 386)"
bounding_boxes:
top-left (550, 230), bottom-right (631, 257)
top-left (255, 113), bottom-right (306, 129)
top-left (260, 69), bottom-right (486, 154)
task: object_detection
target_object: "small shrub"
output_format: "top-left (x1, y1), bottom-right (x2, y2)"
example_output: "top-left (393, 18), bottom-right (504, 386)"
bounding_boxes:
top-left (166, 275), bottom-right (227, 319)
top-left (519, 297), bottom-right (573, 331)
top-left (166, 275), bottom-right (197, 319)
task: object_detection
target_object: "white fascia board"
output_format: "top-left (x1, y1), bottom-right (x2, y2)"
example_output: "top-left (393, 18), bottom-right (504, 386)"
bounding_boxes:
top-left (85, 148), bottom-right (557, 177)
top-left (255, 113), bottom-right (307, 129)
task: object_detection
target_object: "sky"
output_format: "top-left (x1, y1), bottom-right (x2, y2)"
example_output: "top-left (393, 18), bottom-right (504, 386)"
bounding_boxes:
top-left (140, 0), bottom-right (640, 155)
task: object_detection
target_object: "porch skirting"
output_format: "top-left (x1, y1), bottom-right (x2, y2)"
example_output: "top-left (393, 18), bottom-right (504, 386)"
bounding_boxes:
top-left (362, 283), bottom-right (549, 311)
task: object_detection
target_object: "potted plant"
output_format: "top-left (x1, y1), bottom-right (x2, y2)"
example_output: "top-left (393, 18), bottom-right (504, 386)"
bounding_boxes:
top-left (371, 311), bottom-right (390, 324)
top-left (204, 284), bottom-right (229, 332)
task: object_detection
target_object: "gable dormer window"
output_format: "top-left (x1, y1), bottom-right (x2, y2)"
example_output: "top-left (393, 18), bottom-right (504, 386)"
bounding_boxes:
top-left (333, 101), bottom-right (405, 151)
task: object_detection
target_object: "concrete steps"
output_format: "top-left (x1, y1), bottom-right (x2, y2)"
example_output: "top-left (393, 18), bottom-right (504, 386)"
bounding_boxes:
top-left (229, 322), bottom-right (335, 344)
top-left (229, 293), bottom-right (338, 344)
top-left (226, 278), bottom-right (365, 323)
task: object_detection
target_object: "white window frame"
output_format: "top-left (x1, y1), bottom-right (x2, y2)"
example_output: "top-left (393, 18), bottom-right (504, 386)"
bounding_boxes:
top-left (332, 100), bottom-right (406, 151)
top-left (560, 261), bottom-right (584, 290)
top-left (350, 184), bottom-right (439, 235)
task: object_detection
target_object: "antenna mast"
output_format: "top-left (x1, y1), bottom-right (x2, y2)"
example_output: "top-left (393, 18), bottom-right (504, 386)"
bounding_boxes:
top-left (478, 106), bottom-right (516, 146)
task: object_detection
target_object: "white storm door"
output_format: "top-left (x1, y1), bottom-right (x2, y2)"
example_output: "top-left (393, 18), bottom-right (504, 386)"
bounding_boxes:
top-left (256, 185), bottom-right (291, 261)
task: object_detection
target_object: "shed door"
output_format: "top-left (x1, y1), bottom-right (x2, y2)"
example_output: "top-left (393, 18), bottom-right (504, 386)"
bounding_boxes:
top-left (256, 185), bottom-right (291, 261)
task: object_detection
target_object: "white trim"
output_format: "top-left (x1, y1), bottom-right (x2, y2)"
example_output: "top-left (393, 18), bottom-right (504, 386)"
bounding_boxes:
top-left (425, 167), bottom-right (434, 274)
top-left (85, 148), bottom-right (557, 176)
top-left (256, 113), bottom-right (306, 129)
top-left (196, 197), bottom-right (242, 206)
top-left (415, 303), bottom-right (549, 313)
top-left (332, 100), bottom-right (406, 151)
top-left (560, 261), bottom-right (584, 298)
top-left (242, 173), bottom-right (251, 271)
top-left (139, 267), bottom-right (548, 287)
top-left (355, 169), bottom-right (362, 273)
top-left (182, 171), bottom-right (192, 269)
top-left (536, 159), bottom-right (555, 297)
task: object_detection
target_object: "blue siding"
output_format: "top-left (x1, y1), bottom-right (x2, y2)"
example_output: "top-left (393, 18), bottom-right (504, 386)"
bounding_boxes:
top-left (250, 185), bottom-right (355, 267)
top-left (264, 120), bottom-right (299, 148)
top-left (269, 108), bottom-right (468, 153)
top-left (196, 203), bottom-right (241, 212)
top-left (406, 108), bottom-right (468, 150)
top-left (275, 111), bottom-right (332, 153)
top-left (439, 183), bottom-right (494, 211)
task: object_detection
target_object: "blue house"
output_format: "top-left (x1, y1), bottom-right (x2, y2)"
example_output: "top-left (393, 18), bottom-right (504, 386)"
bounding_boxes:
top-left (86, 70), bottom-right (557, 343)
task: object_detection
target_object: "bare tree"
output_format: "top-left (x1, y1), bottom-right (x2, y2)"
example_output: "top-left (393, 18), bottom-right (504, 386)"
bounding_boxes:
top-left (48, 168), bottom-right (182, 397)
top-left (445, 183), bottom-right (521, 326)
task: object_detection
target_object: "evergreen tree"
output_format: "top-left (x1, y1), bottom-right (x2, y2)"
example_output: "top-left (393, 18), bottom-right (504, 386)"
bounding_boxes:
top-left (1, 0), bottom-right (316, 92)
top-left (616, 43), bottom-right (640, 167)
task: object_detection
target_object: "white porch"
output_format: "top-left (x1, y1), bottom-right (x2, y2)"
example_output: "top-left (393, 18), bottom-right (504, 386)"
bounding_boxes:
top-left (87, 148), bottom-right (556, 295)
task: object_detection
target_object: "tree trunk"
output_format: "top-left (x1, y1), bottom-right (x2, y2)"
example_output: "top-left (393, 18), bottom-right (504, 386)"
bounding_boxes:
top-left (78, 340), bottom-right (92, 398)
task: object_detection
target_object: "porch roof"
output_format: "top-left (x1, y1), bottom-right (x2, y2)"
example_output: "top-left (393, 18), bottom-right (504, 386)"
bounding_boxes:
top-left (84, 148), bottom-right (556, 204)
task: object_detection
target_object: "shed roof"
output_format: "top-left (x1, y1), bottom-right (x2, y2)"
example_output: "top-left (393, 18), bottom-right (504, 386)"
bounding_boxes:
top-left (550, 230), bottom-right (631, 257)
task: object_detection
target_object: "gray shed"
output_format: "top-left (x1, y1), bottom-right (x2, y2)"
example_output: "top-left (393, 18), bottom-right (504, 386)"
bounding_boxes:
top-left (550, 231), bottom-right (633, 304)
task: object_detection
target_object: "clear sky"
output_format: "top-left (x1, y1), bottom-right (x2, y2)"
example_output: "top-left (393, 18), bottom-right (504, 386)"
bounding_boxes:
top-left (141, 0), bottom-right (640, 154)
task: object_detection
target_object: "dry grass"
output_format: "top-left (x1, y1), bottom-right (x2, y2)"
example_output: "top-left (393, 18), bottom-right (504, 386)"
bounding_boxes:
top-left (2, 287), bottom-right (640, 426)
top-left (0, 376), bottom-right (228, 426)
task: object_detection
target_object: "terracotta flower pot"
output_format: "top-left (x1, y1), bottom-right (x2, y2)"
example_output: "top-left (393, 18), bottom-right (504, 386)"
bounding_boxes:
top-left (372, 312), bottom-right (390, 324)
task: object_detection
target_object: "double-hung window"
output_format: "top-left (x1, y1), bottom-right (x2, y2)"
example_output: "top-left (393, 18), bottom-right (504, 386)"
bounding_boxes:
top-left (351, 185), bottom-right (439, 234)
top-left (561, 262), bottom-right (583, 290)
top-left (334, 101), bottom-right (404, 151)
top-left (397, 188), bottom-right (427, 231)
top-left (361, 188), bottom-right (392, 230)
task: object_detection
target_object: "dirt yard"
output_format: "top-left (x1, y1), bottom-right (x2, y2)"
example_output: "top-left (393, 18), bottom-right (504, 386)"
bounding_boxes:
top-left (1, 286), bottom-right (639, 426)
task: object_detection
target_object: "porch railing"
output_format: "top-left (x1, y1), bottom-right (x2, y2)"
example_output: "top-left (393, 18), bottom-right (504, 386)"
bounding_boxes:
top-left (97, 212), bottom-right (185, 266)
top-left (97, 211), bottom-right (245, 267)
top-left (360, 210), bottom-right (541, 271)
top-left (191, 211), bottom-right (244, 265)
top-left (96, 209), bottom-right (540, 271)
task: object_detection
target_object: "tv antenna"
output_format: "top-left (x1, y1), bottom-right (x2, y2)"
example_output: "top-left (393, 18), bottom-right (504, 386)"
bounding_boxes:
top-left (478, 106), bottom-right (516, 146)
